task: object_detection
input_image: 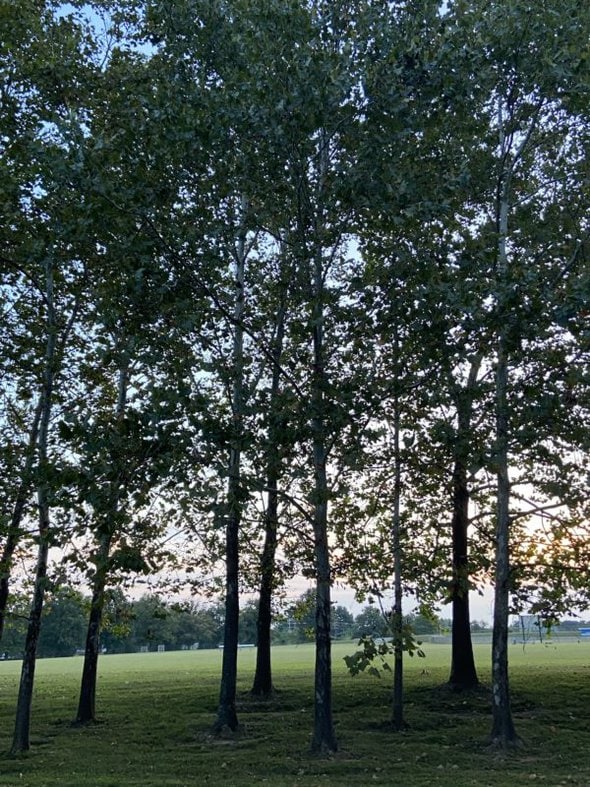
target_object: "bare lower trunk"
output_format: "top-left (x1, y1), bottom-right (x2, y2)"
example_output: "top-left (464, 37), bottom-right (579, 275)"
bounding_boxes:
top-left (310, 212), bottom-right (336, 753)
top-left (311, 406), bottom-right (338, 753)
top-left (10, 535), bottom-right (49, 754)
top-left (251, 482), bottom-right (278, 697)
top-left (75, 536), bottom-right (111, 724)
top-left (0, 531), bottom-right (21, 645)
top-left (391, 391), bottom-right (406, 730)
top-left (214, 498), bottom-right (240, 732)
top-left (391, 618), bottom-right (404, 730)
top-left (252, 295), bottom-right (286, 697)
top-left (448, 458), bottom-right (479, 691)
top-left (214, 197), bottom-right (247, 734)
top-left (448, 357), bottom-right (481, 691)
top-left (76, 359), bottom-right (129, 724)
top-left (490, 340), bottom-right (519, 747)
top-left (311, 468), bottom-right (337, 754)
top-left (75, 598), bottom-right (102, 724)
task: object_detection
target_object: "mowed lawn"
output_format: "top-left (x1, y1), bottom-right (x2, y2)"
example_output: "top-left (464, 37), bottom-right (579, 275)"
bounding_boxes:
top-left (1, 641), bottom-right (589, 786)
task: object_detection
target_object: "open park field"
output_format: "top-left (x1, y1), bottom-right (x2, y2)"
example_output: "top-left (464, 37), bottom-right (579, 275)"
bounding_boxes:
top-left (1, 641), bottom-right (589, 786)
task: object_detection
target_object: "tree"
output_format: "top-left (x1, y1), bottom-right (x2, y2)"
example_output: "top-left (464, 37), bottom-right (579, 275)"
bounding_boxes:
top-left (353, 606), bottom-right (390, 639)
top-left (289, 591), bottom-right (353, 641)
top-left (326, 0), bottom-right (479, 708)
top-left (444, 0), bottom-right (590, 746)
top-left (9, 134), bottom-right (93, 754)
top-left (38, 589), bottom-right (87, 658)
top-left (0, 0), bottom-right (79, 646)
top-left (332, 606), bottom-right (354, 639)
top-left (3, 2), bottom-right (156, 750)
top-left (275, 2), bottom-right (366, 752)
top-left (66, 42), bottom-right (197, 721)
top-left (238, 601), bottom-right (259, 645)
top-left (251, 241), bottom-right (296, 697)
top-left (0, 594), bottom-right (29, 657)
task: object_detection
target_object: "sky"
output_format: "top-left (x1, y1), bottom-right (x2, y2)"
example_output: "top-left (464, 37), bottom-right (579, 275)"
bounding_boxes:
top-left (283, 576), bottom-right (496, 625)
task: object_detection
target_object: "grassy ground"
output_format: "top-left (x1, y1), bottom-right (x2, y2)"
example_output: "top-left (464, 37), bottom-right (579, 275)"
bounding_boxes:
top-left (0, 640), bottom-right (589, 786)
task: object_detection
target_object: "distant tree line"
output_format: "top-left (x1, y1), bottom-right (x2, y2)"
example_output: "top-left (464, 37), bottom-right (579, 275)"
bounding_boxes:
top-left (1, 587), bottom-right (468, 658)
top-left (1, 590), bottom-right (224, 658)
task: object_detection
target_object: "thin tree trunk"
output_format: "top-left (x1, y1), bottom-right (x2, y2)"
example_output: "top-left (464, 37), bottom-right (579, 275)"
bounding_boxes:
top-left (0, 400), bottom-right (44, 644)
top-left (75, 359), bottom-right (129, 724)
top-left (251, 471), bottom-right (278, 697)
top-left (0, 530), bottom-right (25, 646)
top-left (10, 536), bottom-right (49, 754)
top-left (310, 139), bottom-right (337, 751)
top-left (391, 389), bottom-right (406, 730)
top-left (75, 535), bottom-right (110, 724)
top-left (215, 491), bottom-right (240, 732)
top-left (214, 197), bottom-right (247, 734)
top-left (11, 258), bottom-right (56, 755)
top-left (311, 447), bottom-right (336, 753)
top-left (489, 104), bottom-right (520, 746)
top-left (490, 333), bottom-right (519, 746)
top-left (252, 286), bottom-right (288, 697)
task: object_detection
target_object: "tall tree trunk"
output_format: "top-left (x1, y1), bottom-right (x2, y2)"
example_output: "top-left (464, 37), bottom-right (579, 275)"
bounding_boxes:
top-left (490, 332), bottom-right (519, 746)
top-left (215, 494), bottom-right (240, 732)
top-left (75, 359), bottom-right (129, 724)
top-left (391, 389), bottom-right (406, 730)
top-left (311, 443), bottom-right (336, 753)
top-left (310, 144), bottom-right (337, 751)
top-left (252, 286), bottom-right (288, 698)
top-left (489, 104), bottom-right (521, 746)
top-left (214, 197), bottom-right (247, 734)
top-left (448, 358), bottom-right (481, 691)
top-left (11, 258), bottom-right (56, 755)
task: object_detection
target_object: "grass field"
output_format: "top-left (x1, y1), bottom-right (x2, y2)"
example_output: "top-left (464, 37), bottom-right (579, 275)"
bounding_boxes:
top-left (1, 640), bottom-right (589, 786)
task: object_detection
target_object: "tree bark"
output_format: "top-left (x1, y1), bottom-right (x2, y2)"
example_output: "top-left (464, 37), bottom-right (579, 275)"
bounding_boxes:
top-left (75, 535), bottom-right (110, 724)
top-left (311, 449), bottom-right (336, 753)
top-left (391, 389), bottom-right (406, 730)
top-left (448, 453), bottom-right (479, 691)
top-left (251, 474), bottom-right (278, 697)
top-left (11, 536), bottom-right (49, 754)
top-left (214, 196), bottom-right (247, 734)
top-left (490, 334), bottom-right (519, 746)
top-left (447, 356), bottom-right (482, 691)
top-left (214, 497), bottom-right (240, 732)
top-left (0, 528), bottom-right (25, 646)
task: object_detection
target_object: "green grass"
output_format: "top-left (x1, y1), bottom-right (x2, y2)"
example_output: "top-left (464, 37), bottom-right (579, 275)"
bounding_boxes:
top-left (1, 641), bottom-right (589, 786)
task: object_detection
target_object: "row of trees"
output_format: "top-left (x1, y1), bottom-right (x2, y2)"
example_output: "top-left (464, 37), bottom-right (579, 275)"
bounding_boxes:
top-left (6, 582), bottom-right (584, 662)
top-left (2, 591), bottom-right (224, 657)
top-left (1, 0), bottom-right (589, 755)
top-left (3, 587), bottom-right (454, 658)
